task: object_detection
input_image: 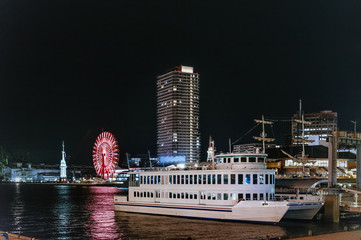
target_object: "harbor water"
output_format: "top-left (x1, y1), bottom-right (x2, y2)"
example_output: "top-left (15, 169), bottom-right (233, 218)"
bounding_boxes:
top-left (0, 183), bottom-right (360, 240)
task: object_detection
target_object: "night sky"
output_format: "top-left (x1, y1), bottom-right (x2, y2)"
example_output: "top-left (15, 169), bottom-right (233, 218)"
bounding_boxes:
top-left (1, 0), bottom-right (361, 165)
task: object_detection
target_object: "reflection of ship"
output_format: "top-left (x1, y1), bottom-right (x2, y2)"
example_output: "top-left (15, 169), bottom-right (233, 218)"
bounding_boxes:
top-left (114, 211), bottom-right (287, 239)
top-left (114, 148), bottom-right (289, 223)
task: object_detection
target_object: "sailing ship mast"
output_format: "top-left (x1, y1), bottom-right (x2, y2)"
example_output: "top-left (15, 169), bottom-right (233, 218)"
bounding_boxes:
top-left (293, 114), bottom-right (313, 170)
top-left (253, 115), bottom-right (275, 153)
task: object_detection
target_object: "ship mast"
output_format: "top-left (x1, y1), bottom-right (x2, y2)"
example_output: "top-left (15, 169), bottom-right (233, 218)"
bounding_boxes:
top-left (293, 114), bottom-right (313, 170)
top-left (253, 115), bottom-right (274, 153)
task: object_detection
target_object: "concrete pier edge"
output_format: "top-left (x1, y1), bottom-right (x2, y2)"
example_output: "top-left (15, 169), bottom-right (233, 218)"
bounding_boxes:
top-left (0, 231), bottom-right (38, 240)
top-left (287, 230), bottom-right (361, 240)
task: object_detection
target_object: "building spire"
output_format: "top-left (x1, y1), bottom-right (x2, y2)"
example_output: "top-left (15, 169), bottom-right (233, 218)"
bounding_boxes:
top-left (60, 141), bottom-right (67, 181)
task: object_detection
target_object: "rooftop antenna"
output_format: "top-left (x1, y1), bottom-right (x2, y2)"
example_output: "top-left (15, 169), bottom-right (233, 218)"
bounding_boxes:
top-left (125, 153), bottom-right (130, 170)
top-left (253, 115), bottom-right (274, 153)
top-left (228, 138), bottom-right (232, 153)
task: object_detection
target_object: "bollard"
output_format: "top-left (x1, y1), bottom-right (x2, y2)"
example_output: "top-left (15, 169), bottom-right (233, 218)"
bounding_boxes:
top-left (308, 230), bottom-right (312, 236)
top-left (265, 235), bottom-right (270, 240)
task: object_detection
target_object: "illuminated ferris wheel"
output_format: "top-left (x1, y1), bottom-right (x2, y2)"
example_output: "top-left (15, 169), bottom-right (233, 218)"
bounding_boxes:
top-left (92, 131), bottom-right (119, 180)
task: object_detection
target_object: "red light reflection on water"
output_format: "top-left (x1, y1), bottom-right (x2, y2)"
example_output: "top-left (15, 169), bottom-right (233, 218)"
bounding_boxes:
top-left (85, 187), bottom-right (124, 240)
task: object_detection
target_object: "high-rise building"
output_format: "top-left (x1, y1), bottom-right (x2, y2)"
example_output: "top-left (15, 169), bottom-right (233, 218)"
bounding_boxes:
top-left (157, 65), bottom-right (200, 163)
top-left (291, 110), bottom-right (338, 146)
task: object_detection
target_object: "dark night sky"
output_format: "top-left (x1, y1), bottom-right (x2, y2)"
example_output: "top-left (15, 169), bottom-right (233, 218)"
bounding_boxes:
top-left (1, 0), bottom-right (361, 165)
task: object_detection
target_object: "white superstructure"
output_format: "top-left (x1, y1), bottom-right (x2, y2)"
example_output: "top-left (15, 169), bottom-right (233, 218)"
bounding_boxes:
top-left (114, 150), bottom-right (290, 223)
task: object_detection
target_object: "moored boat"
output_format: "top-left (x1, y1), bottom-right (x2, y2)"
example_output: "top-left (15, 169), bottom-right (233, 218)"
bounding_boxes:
top-left (114, 149), bottom-right (289, 223)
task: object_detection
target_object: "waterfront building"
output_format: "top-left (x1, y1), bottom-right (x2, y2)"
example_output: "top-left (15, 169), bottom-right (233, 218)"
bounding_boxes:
top-left (3, 163), bottom-right (60, 182)
top-left (60, 141), bottom-right (67, 182)
top-left (157, 65), bottom-right (200, 163)
top-left (291, 110), bottom-right (338, 146)
top-left (266, 145), bottom-right (356, 178)
top-left (126, 153), bottom-right (158, 168)
top-left (2, 163), bottom-right (97, 182)
top-left (233, 143), bottom-right (280, 154)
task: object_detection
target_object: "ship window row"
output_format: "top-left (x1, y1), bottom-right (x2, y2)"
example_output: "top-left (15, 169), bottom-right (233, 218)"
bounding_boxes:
top-left (135, 173), bottom-right (275, 186)
top-left (199, 192), bottom-right (275, 201)
top-left (168, 192), bottom-right (198, 199)
top-left (140, 173), bottom-right (275, 185)
top-left (134, 191), bottom-right (154, 198)
top-left (133, 191), bottom-right (275, 201)
top-left (218, 157), bottom-right (265, 164)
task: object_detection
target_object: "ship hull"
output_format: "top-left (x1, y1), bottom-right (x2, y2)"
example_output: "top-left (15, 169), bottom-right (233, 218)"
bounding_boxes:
top-left (283, 201), bottom-right (323, 220)
top-left (114, 197), bottom-right (289, 223)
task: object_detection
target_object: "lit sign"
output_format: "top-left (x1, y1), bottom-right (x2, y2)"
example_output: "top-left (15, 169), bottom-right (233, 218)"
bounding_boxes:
top-left (181, 66), bottom-right (193, 73)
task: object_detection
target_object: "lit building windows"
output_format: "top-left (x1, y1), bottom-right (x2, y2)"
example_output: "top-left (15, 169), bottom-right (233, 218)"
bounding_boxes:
top-left (157, 66), bottom-right (200, 162)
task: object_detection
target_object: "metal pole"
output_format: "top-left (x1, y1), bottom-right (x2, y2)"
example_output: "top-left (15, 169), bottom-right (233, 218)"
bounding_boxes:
top-left (228, 138), bottom-right (231, 153)
top-left (262, 115), bottom-right (265, 154)
top-left (328, 133), bottom-right (338, 188)
top-left (301, 114), bottom-right (306, 173)
top-left (126, 153), bottom-right (130, 170)
top-left (148, 150), bottom-right (152, 168)
top-left (352, 121), bottom-right (357, 138)
top-left (357, 144), bottom-right (361, 189)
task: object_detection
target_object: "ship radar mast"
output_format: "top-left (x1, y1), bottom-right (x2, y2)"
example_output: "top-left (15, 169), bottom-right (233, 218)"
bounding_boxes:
top-left (207, 136), bottom-right (215, 169)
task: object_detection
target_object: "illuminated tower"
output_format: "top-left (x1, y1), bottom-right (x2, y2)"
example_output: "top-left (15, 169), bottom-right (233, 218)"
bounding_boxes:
top-left (157, 65), bottom-right (200, 163)
top-left (60, 141), bottom-right (67, 182)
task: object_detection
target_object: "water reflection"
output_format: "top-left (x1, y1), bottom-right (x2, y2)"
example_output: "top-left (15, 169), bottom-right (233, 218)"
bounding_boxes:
top-left (53, 185), bottom-right (72, 238)
top-left (85, 187), bottom-right (123, 240)
top-left (11, 183), bottom-right (24, 234)
top-left (2, 184), bottom-right (361, 239)
top-left (114, 211), bottom-right (287, 239)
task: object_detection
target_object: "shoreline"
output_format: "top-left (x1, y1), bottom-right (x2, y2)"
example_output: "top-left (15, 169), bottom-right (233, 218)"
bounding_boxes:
top-left (288, 229), bottom-right (361, 240)
top-left (0, 181), bottom-right (127, 187)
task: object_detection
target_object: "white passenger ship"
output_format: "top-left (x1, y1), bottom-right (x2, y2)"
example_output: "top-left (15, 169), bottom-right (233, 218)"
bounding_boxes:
top-left (114, 149), bottom-right (290, 223)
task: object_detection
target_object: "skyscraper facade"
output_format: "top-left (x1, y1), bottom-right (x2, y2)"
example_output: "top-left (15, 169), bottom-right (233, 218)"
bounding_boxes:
top-left (291, 110), bottom-right (338, 146)
top-left (157, 65), bottom-right (200, 163)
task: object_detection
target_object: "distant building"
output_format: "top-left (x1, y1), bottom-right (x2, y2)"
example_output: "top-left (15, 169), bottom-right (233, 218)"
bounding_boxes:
top-left (3, 163), bottom-right (97, 182)
top-left (60, 141), bottom-right (67, 182)
top-left (127, 153), bottom-right (158, 168)
top-left (266, 145), bottom-right (356, 178)
top-left (3, 163), bottom-right (60, 182)
top-left (233, 143), bottom-right (280, 153)
top-left (157, 65), bottom-right (200, 163)
top-left (291, 110), bottom-right (337, 146)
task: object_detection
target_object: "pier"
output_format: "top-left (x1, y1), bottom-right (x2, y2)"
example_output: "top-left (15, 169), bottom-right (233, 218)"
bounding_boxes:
top-left (287, 230), bottom-right (361, 240)
top-left (323, 131), bottom-right (361, 222)
top-left (0, 231), bottom-right (37, 240)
